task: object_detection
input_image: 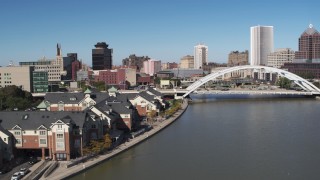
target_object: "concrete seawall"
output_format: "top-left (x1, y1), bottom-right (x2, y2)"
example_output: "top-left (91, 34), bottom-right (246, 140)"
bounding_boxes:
top-left (44, 99), bottom-right (189, 180)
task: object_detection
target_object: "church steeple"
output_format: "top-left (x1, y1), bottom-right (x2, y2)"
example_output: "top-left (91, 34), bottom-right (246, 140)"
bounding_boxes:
top-left (56, 43), bottom-right (62, 56)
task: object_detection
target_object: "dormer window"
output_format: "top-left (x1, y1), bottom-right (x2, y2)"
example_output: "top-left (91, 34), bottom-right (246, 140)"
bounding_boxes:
top-left (40, 130), bottom-right (46, 136)
top-left (70, 97), bottom-right (77, 101)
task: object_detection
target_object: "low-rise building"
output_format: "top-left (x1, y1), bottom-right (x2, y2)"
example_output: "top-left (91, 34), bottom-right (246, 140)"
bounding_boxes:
top-left (0, 112), bottom-right (92, 160)
top-left (228, 50), bottom-right (249, 66)
top-left (267, 48), bottom-right (295, 68)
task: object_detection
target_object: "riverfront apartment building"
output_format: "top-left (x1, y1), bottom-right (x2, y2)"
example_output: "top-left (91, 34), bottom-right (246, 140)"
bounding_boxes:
top-left (194, 44), bottom-right (208, 69)
top-left (0, 66), bottom-right (34, 92)
top-left (92, 42), bottom-right (113, 70)
top-left (228, 50), bottom-right (249, 66)
top-left (180, 55), bottom-right (194, 69)
top-left (250, 26), bottom-right (274, 66)
top-left (294, 24), bottom-right (320, 63)
top-left (267, 48), bottom-right (295, 68)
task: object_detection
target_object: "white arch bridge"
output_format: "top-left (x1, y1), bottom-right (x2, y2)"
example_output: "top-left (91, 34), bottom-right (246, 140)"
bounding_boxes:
top-left (183, 65), bottom-right (320, 98)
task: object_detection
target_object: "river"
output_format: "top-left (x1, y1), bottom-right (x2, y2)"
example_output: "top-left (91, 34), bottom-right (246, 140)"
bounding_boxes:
top-left (69, 98), bottom-right (320, 180)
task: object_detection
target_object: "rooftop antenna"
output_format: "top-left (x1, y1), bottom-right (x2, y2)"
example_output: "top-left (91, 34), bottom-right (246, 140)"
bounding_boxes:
top-left (8, 60), bottom-right (14, 67)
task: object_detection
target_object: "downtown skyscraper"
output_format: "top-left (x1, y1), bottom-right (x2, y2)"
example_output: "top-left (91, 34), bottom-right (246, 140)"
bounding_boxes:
top-left (194, 43), bottom-right (208, 69)
top-left (250, 26), bottom-right (274, 66)
top-left (294, 24), bottom-right (320, 63)
top-left (92, 42), bottom-right (113, 70)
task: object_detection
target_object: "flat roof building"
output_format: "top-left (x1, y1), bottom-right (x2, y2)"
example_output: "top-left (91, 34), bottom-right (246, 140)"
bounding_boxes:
top-left (92, 42), bottom-right (113, 70)
top-left (267, 48), bottom-right (295, 68)
top-left (0, 66), bottom-right (34, 92)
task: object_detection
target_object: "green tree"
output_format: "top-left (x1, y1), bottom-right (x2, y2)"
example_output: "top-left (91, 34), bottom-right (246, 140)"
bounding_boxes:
top-left (276, 77), bottom-right (291, 89)
top-left (91, 81), bottom-right (106, 91)
top-left (0, 85), bottom-right (34, 110)
top-left (82, 133), bottom-right (112, 156)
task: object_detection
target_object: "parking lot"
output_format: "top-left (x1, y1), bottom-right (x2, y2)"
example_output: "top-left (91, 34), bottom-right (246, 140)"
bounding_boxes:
top-left (0, 160), bottom-right (33, 180)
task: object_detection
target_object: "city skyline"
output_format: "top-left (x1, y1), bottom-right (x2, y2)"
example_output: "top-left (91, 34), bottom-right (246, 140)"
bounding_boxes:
top-left (1, 0), bottom-right (320, 67)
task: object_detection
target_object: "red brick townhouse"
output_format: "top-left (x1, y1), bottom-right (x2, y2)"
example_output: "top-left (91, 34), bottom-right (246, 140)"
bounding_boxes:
top-left (0, 111), bottom-right (101, 161)
top-left (39, 91), bottom-right (110, 111)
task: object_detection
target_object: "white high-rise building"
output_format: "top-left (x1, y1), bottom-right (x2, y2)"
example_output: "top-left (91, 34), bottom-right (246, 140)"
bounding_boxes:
top-left (194, 44), bottom-right (208, 69)
top-left (250, 26), bottom-right (274, 66)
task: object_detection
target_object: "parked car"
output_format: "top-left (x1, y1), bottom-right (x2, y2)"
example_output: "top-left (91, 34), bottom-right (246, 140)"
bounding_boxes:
top-left (28, 158), bottom-right (39, 165)
top-left (11, 172), bottom-right (22, 180)
top-left (19, 168), bottom-right (29, 176)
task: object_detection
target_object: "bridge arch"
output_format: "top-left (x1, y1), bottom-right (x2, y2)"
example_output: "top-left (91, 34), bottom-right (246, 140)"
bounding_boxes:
top-left (183, 65), bottom-right (320, 97)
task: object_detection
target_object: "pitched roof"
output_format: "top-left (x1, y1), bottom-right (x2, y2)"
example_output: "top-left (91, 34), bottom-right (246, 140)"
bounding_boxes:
top-left (137, 91), bottom-right (156, 102)
top-left (147, 87), bottom-right (162, 97)
top-left (84, 88), bottom-right (92, 94)
top-left (108, 86), bottom-right (118, 93)
top-left (117, 93), bottom-right (137, 101)
top-left (302, 24), bottom-right (319, 36)
top-left (37, 101), bottom-right (48, 109)
top-left (95, 99), bottom-right (132, 115)
top-left (0, 111), bottom-right (87, 130)
top-left (89, 92), bottom-right (110, 104)
top-left (108, 103), bottom-right (132, 114)
top-left (44, 92), bottom-right (85, 104)
top-left (0, 123), bottom-right (12, 136)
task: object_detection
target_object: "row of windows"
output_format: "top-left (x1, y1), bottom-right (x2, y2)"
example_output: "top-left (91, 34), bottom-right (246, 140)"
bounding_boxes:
top-left (15, 138), bottom-right (47, 145)
top-left (35, 66), bottom-right (60, 69)
top-left (14, 130), bottom-right (47, 135)
top-left (1, 77), bottom-right (12, 80)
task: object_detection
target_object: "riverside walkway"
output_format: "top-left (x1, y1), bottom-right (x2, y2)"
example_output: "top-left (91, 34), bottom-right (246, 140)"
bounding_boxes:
top-left (42, 99), bottom-right (188, 180)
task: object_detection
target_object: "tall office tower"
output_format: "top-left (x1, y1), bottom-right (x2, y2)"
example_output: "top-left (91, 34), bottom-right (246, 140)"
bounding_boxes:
top-left (250, 26), bottom-right (274, 66)
top-left (194, 44), bottom-right (208, 69)
top-left (92, 42), bottom-right (113, 70)
top-left (267, 48), bottom-right (295, 68)
top-left (294, 24), bottom-right (320, 63)
top-left (228, 50), bottom-right (249, 66)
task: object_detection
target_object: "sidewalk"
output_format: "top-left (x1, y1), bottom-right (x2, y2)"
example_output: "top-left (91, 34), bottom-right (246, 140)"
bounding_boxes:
top-left (44, 99), bottom-right (189, 180)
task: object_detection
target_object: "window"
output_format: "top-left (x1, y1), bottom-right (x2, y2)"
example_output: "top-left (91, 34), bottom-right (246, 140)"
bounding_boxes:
top-left (40, 130), bottom-right (46, 135)
top-left (91, 124), bottom-right (96, 129)
top-left (56, 142), bottom-right (65, 151)
top-left (57, 134), bottom-right (64, 139)
top-left (4, 138), bottom-right (6, 141)
top-left (58, 125), bottom-right (62, 129)
top-left (14, 131), bottom-right (21, 136)
top-left (16, 139), bottom-right (21, 144)
top-left (39, 139), bottom-right (47, 144)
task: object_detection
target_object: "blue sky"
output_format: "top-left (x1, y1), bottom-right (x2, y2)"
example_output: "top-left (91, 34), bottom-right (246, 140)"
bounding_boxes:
top-left (1, 0), bottom-right (319, 67)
